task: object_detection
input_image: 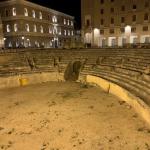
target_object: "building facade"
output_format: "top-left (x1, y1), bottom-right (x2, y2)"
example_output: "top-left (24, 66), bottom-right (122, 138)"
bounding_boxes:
top-left (81, 0), bottom-right (150, 47)
top-left (0, 0), bottom-right (74, 48)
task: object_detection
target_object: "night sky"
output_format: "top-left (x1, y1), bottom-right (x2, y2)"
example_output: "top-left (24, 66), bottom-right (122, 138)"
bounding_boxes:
top-left (29, 0), bottom-right (81, 29)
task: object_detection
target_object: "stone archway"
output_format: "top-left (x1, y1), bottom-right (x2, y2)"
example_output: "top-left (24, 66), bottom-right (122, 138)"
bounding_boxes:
top-left (64, 61), bottom-right (82, 81)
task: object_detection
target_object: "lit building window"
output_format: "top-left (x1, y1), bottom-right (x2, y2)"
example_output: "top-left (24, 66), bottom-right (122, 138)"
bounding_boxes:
top-left (49, 41), bottom-right (52, 47)
top-left (49, 26), bottom-right (52, 34)
top-left (24, 8), bottom-right (28, 16)
top-left (6, 24), bottom-right (10, 32)
top-left (71, 31), bottom-right (74, 36)
top-left (71, 21), bottom-right (73, 26)
top-left (39, 12), bottom-right (42, 19)
top-left (59, 28), bottom-right (61, 35)
top-left (64, 19), bottom-right (66, 25)
top-left (68, 30), bottom-right (70, 36)
top-left (16, 41), bottom-right (19, 47)
top-left (40, 25), bottom-right (43, 33)
top-left (52, 16), bottom-right (57, 23)
top-left (64, 30), bottom-right (66, 36)
top-left (53, 26), bottom-right (57, 34)
top-left (32, 10), bottom-right (36, 18)
top-left (33, 24), bottom-right (37, 32)
top-left (14, 24), bottom-right (18, 32)
top-left (8, 42), bottom-right (12, 48)
top-left (67, 20), bottom-right (70, 25)
top-left (25, 24), bottom-right (30, 32)
top-left (12, 8), bottom-right (16, 16)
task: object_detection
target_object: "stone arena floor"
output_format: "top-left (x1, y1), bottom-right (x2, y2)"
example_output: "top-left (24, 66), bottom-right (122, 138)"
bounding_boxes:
top-left (0, 82), bottom-right (150, 150)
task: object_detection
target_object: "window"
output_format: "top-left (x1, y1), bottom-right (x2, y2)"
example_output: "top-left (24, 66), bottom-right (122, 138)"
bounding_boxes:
top-left (68, 30), bottom-right (70, 36)
top-left (8, 42), bottom-right (12, 48)
top-left (110, 29), bottom-right (114, 34)
top-left (49, 26), bottom-right (52, 34)
top-left (5, 9), bottom-right (9, 17)
top-left (67, 20), bottom-right (70, 25)
top-left (64, 30), bottom-right (67, 36)
top-left (14, 24), bottom-right (18, 32)
top-left (59, 28), bottom-right (61, 35)
top-left (71, 21), bottom-right (73, 26)
top-left (131, 27), bottom-right (136, 33)
top-left (132, 15), bottom-right (136, 22)
top-left (64, 19), bottom-right (66, 25)
top-left (120, 28), bottom-right (125, 33)
top-left (24, 8), bottom-right (28, 16)
top-left (101, 0), bottom-right (104, 4)
top-left (33, 24), bottom-right (37, 32)
top-left (12, 8), bottom-right (16, 16)
top-left (39, 12), bottom-right (42, 19)
top-left (121, 5), bottom-right (125, 11)
top-left (133, 5), bottom-right (137, 10)
top-left (53, 26), bottom-right (57, 34)
top-left (86, 19), bottom-right (90, 27)
top-left (101, 19), bottom-right (104, 25)
top-left (40, 25), bottom-right (43, 33)
top-left (25, 24), bottom-right (30, 32)
top-left (32, 10), bottom-right (35, 18)
top-left (145, 37), bottom-right (150, 43)
top-left (110, 8), bottom-right (114, 13)
top-left (144, 13), bottom-right (149, 21)
top-left (100, 29), bottom-right (104, 34)
top-left (71, 31), bottom-right (74, 36)
top-left (52, 16), bottom-right (57, 23)
top-left (101, 9), bottom-right (104, 14)
top-left (6, 24), bottom-right (10, 32)
top-left (121, 17), bottom-right (125, 23)
top-left (143, 26), bottom-right (148, 31)
top-left (111, 18), bottom-right (114, 24)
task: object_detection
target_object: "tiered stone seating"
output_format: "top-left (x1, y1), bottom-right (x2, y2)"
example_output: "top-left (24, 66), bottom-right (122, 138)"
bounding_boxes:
top-left (81, 49), bottom-right (150, 106)
top-left (0, 48), bottom-right (149, 106)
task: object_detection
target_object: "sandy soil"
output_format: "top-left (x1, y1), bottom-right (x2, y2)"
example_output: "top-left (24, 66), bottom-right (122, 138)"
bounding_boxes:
top-left (0, 82), bottom-right (150, 150)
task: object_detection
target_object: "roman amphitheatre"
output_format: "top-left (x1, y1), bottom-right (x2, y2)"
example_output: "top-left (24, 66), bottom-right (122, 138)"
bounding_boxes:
top-left (0, 48), bottom-right (150, 150)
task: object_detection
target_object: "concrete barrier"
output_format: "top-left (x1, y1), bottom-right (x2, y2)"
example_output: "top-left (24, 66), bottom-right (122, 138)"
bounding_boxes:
top-left (86, 75), bottom-right (150, 126)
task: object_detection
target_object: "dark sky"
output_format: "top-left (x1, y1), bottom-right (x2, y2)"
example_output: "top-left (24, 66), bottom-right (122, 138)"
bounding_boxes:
top-left (29, 0), bottom-right (81, 29)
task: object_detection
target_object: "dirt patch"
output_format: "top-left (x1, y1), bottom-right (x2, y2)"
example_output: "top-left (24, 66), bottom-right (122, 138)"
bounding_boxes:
top-left (0, 82), bottom-right (149, 150)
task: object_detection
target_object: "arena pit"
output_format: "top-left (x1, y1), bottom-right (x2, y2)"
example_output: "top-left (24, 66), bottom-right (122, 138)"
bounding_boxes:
top-left (0, 82), bottom-right (150, 150)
